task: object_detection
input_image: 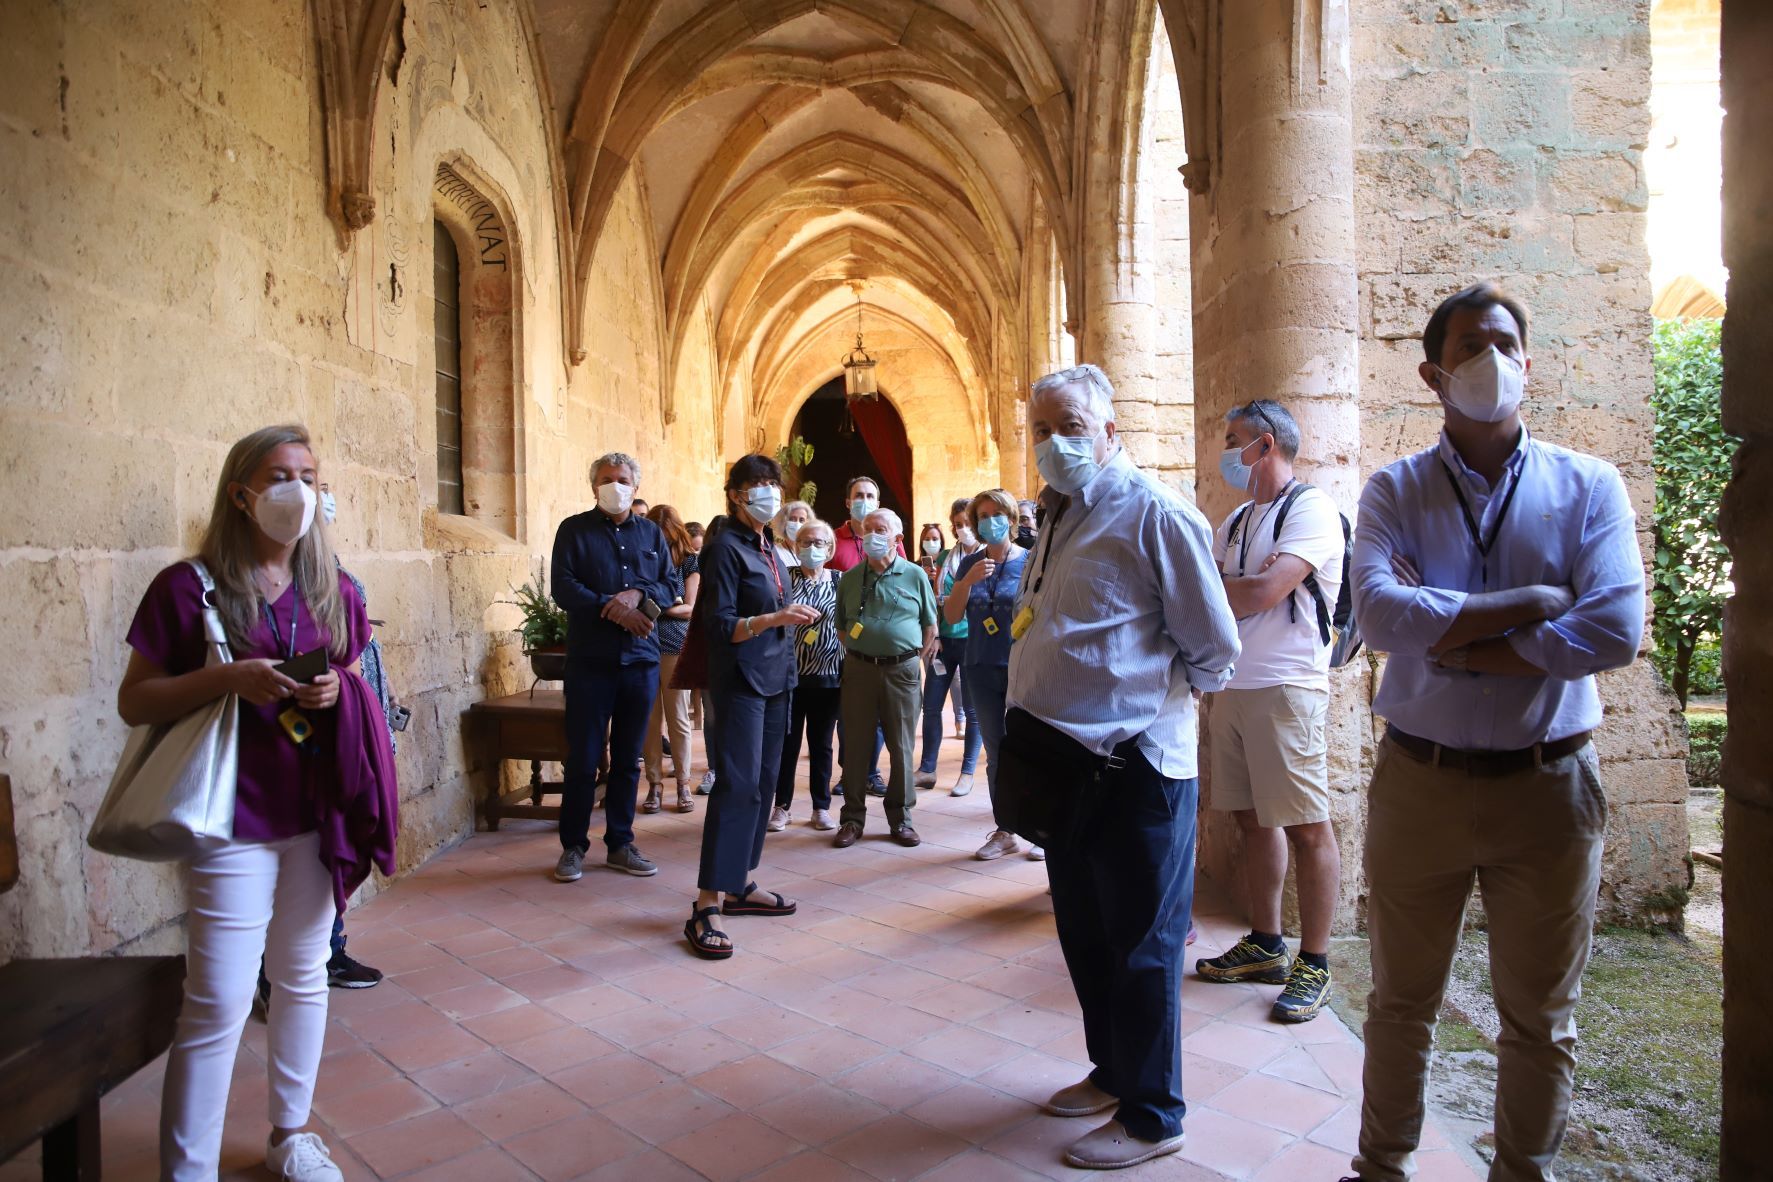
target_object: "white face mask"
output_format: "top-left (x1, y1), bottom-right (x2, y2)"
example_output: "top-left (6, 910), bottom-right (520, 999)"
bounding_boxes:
top-left (798, 543), bottom-right (830, 568)
top-left (922, 539), bottom-right (941, 556)
top-left (850, 496), bottom-right (878, 522)
top-left (1035, 428), bottom-right (1106, 495)
top-left (784, 518), bottom-right (804, 541)
top-left (862, 531), bottom-right (895, 561)
top-left (596, 481), bottom-right (635, 515)
top-left (319, 489), bottom-right (338, 526)
top-left (955, 526), bottom-right (976, 548)
top-left (245, 481), bottom-right (316, 546)
top-left (1437, 346), bottom-right (1526, 424)
top-left (745, 485), bottom-right (782, 525)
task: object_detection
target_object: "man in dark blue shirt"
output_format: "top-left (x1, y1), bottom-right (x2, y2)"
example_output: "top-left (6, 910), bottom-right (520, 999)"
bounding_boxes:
top-left (550, 452), bottom-right (677, 882)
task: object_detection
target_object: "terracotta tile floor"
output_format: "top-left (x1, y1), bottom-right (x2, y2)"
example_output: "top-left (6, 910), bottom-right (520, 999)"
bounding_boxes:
top-left (21, 737), bottom-right (1483, 1181)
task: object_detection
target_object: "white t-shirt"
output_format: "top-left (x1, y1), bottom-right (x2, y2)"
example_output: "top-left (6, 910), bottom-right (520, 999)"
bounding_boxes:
top-left (1213, 485), bottom-right (1345, 691)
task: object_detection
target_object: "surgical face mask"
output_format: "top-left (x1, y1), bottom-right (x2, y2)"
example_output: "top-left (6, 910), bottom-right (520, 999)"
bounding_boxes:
top-left (850, 495), bottom-right (878, 522)
top-left (955, 526), bottom-right (976, 548)
top-left (1034, 429), bottom-right (1105, 496)
top-left (977, 515), bottom-right (1011, 545)
top-left (798, 544), bottom-right (829, 568)
top-left (319, 489), bottom-right (337, 526)
top-left (245, 480), bottom-right (316, 546)
top-left (922, 539), bottom-right (941, 556)
top-left (1437, 345), bottom-right (1526, 424)
top-left (745, 485), bottom-right (782, 525)
top-left (862, 531), bottom-right (895, 561)
top-left (1218, 438), bottom-right (1266, 493)
top-left (596, 481), bottom-right (635, 515)
top-left (784, 518), bottom-right (804, 542)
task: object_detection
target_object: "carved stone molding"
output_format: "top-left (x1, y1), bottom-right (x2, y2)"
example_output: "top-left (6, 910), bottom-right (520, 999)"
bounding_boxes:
top-left (311, 0), bottom-right (405, 235)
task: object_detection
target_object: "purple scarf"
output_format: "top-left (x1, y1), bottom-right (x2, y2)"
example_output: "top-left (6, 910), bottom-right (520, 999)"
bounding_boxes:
top-left (312, 610), bottom-right (398, 911)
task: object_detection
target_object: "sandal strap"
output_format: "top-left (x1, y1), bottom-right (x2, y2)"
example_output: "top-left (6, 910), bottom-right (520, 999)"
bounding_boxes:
top-left (687, 906), bottom-right (730, 947)
top-left (737, 883), bottom-right (785, 908)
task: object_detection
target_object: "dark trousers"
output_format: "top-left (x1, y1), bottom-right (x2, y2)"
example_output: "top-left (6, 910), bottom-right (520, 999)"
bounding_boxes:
top-left (561, 661), bottom-right (658, 854)
top-left (838, 654), bottom-right (920, 830)
top-left (1045, 749), bottom-right (1197, 1142)
top-left (699, 685), bottom-right (789, 894)
top-left (778, 683), bottom-right (840, 810)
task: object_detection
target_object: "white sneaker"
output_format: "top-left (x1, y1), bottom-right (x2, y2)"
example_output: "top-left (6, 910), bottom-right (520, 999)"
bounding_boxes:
top-left (767, 805), bottom-right (790, 832)
top-left (974, 830), bottom-right (1020, 861)
top-left (266, 1133), bottom-right (343, 1182)
top-left (810, 808), bottom-right (836, 831)
top-left (1027, 845), bottom-right (1046, 861)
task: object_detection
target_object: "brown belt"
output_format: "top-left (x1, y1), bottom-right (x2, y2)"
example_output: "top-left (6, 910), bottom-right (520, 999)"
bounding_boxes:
top-left (1384, 725), bottom-right (1591, 778)
top-left (846, 648), bottom-right (919, 666)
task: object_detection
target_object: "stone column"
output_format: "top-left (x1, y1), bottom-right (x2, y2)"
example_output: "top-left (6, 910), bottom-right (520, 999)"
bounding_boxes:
top-left (1718, 2), bottom-right (1772, 1173)
top-left (1186, 0), bottom-right (1365, 932)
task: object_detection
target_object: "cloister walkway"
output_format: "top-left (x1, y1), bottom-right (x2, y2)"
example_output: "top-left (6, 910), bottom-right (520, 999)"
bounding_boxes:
top-left (25, 741), bottom-right (1479, 1182)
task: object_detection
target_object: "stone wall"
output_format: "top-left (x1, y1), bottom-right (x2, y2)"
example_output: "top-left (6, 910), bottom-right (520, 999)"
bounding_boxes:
top-left (0, 0), bottom-right (715, 959)
top-left (1351, 0), bottom-right (1690, 925)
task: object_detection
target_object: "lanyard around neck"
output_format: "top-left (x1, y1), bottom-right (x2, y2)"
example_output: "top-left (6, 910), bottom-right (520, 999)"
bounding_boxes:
top-left (1438, 458), bottom-right (1524, 588)
top-left (261, 582), bottom-right (299, 660)
top-left (1235, 480), bottom-right (1296, 576)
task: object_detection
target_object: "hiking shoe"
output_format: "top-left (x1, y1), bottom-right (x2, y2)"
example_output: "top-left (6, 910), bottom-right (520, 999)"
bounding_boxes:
top-left (553, 847), bottom-right (586, 882)
top-left (767, 805), bottom-right (790, 832)
top-left (1195, 936), bottom-right (1289, 984)
top-left (810, 808), bottom-right (836, 830)
top-left (327, 944), bottom-right (383, 989)
top-left (266, 1133), bottom-right (343, 1182)
top-left (696, 771), bottom-right (715, 795)
top-left (1272, 960), bottom-right (1333, 1023)
top-left (607, 844), bottom-right (659, 876)
top-left (974, 830), bottom-right (1020, 861)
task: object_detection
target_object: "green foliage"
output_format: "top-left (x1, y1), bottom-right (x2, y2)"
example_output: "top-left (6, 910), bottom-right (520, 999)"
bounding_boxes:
top-left (1651, 318), bottom-right (1734, 707)
top-left (775, 435), bottom-right (817, 506)
top-left (502, 577), bottom-right (567, 650)
top-left (1685, 713), bottom-right (1726, 788)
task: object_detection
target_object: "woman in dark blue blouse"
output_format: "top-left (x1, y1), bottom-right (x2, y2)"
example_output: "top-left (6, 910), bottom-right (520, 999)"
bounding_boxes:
top-left (687, 455), bottom-right (820, 958)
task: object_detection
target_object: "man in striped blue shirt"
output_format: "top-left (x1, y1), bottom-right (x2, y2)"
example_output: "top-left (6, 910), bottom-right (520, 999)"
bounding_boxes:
top-left (1343, 284), bottom-right (1644, 1182)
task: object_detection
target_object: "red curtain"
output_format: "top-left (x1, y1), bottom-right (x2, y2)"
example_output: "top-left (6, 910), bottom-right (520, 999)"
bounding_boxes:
top-left (848, 397), bottom-right (914, 518)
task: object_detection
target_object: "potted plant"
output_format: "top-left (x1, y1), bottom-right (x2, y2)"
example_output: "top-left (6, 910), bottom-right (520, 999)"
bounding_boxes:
top-left (505, 577), bottom-right (568, 681)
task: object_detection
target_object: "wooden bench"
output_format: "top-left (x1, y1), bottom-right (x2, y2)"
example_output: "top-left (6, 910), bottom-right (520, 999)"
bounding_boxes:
top-left (0, 775), bottom-right (187, 1180)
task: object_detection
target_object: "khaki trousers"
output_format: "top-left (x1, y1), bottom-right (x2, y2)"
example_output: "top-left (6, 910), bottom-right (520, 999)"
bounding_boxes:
top-left (643, 652), bottom-right (693, 788)
top-left (1354, 737), bottom-right (1607, 1182)
top-left (837, 652), bottom-right (920, 830)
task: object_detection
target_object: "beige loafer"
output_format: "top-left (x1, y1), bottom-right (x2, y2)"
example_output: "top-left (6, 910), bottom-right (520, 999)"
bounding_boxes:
top-left (1044, 1077), bottom-right (1117, 1118)
top-left (1062, 1120), bottom-right (1184, 1170)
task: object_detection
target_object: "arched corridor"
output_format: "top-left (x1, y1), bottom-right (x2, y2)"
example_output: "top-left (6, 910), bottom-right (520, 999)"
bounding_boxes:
top-left (1, 0), bottom-right (1756, 1174)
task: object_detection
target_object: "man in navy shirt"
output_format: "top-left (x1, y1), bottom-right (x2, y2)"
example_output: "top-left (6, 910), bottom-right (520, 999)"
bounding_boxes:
top-left (550, 452), bottom-right (677, 882)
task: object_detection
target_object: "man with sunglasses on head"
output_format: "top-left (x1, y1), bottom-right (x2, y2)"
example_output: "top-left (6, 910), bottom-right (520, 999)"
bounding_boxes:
top-left (1339, 283), bottom-right (1643, 1182)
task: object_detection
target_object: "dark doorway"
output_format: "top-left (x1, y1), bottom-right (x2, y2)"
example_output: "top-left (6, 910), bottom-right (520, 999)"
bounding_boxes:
top-left (791, 378), bottom-right (913, 528)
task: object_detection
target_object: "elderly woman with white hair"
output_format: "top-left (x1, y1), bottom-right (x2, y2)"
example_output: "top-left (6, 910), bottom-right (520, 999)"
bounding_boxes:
top-left (769, 516), bottom-right (843, 831)
top-left (774, 498), bottom-right (814, 571)
top-left (830, 506), bottom-right (939, 848)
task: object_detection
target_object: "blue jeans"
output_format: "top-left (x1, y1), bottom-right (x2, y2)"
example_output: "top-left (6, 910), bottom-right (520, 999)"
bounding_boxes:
top-left (919, 636), bottom-right (979, 774)
top-left (963, 664), bottom-right (1010, 829)
top-left (1046, 749), bottom-right (1197, 1142)
top-left (561, 659), bottom-right (658, 853)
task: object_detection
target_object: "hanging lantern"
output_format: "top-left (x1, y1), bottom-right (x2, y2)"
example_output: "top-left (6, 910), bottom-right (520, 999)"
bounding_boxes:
top-left (841, 296), bottom-right (878, 400)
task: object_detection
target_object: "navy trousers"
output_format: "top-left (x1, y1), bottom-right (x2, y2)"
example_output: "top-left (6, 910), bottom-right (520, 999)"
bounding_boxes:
top-left (700, 685), bottom-right (789, 894)
top-left (561, 660), bottom-right (658, 854)
top-left (1045, 749), bottom-right (1197, 1142)
top-left (777, 683), bottom-right (840, 810)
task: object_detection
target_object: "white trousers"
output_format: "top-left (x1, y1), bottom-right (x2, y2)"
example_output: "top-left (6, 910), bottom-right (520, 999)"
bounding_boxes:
top-left (161, 833), bottom-right (335, 1181)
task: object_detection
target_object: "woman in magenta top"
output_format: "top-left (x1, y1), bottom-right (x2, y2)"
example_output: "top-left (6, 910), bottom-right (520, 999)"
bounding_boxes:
top-left (118, 425), bottom-right (395, 1182)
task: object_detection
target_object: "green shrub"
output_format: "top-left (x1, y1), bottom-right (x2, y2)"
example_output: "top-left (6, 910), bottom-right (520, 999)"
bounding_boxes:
top-left (1686, 714), bottom-right (1725, 788)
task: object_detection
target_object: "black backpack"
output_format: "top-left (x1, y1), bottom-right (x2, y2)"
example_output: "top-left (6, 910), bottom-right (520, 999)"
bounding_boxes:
top-left (1225, 484), bottom-right (1362, 668)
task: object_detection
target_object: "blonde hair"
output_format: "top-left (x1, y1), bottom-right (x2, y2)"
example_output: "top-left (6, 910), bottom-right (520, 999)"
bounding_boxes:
top-left (968, 488), bottom-right (1019, 526)
top-left (798, 517), bottom-right (836, 548)
top-left (199, 425), bottom-right (349, 659)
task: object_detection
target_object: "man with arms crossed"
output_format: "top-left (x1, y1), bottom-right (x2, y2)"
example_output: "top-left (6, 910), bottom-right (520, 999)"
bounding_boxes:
top-left (1011, 365), bottom-right (1240, 1170)
top-left (1342, 283), bottom-right (1643, 1182)
top-left (1195, 398), bottom-right (1344, 1024)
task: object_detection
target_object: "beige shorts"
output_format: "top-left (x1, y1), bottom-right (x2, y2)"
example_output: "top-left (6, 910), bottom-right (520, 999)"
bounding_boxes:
top-left (1208, 684), bottom-right (1330, 828)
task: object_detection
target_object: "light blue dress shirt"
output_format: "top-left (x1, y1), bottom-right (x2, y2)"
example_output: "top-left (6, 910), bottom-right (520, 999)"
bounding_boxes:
top-left (1007, 450), bottom-right (1241, 780)
top-left (1352, 430), bottom-right (1645, 750)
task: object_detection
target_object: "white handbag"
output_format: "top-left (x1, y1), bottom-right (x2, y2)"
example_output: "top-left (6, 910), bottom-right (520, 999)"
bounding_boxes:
top-left (88, 560), bottom-right (239, 861)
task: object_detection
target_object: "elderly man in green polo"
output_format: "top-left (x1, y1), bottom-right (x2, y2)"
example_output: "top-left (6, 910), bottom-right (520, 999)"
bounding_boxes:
top-left (832, 506), bottom-right (939, 848)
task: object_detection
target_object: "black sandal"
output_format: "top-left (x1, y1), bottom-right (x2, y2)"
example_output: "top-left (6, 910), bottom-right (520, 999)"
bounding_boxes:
top-left (685, 905), bottom-right (733, 959)
top-left (721, 882), bottom-right (798, 917)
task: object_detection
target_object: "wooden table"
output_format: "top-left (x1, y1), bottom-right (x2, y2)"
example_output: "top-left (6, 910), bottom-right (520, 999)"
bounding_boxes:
top-left (0, 956), bottom-right (186, 1180)
top-left (467, 688), bottom-right (569, 829)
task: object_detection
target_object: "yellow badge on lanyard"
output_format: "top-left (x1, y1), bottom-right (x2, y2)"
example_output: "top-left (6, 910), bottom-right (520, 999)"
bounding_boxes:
top-left (1011, 605), bottom-right (1035, 640)
top-left (849, 621), bottom-right (865, 640)
top-left (982, 616), bottom-right (1000, 636)
top-left (803, 628), bottom-right (817, 646)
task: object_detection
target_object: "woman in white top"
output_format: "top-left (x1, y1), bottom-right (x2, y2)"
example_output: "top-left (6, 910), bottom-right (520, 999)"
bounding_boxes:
top-left (775, 499), bottom-right (813, 571)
